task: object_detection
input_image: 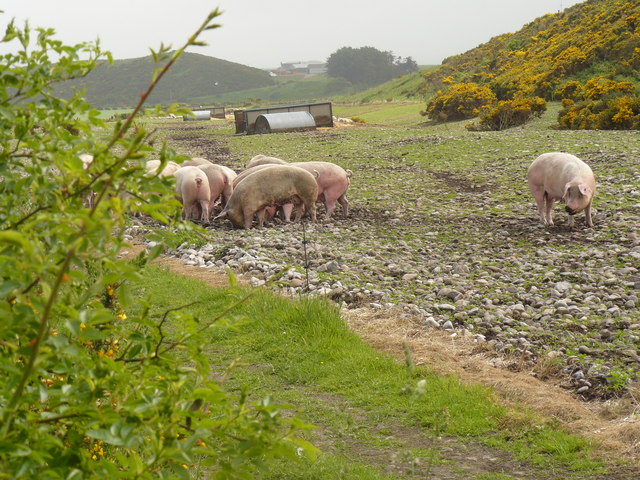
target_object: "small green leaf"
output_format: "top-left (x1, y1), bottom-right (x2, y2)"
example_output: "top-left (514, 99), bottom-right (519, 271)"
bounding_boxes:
top-left (0, 231), bottom-right (34, 256)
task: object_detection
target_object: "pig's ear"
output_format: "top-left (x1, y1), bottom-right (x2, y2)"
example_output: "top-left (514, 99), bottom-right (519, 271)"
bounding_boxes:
top-left (562, 184), bottom-right (571, 200)
top-left (578, 183), bottom-right (592, 196)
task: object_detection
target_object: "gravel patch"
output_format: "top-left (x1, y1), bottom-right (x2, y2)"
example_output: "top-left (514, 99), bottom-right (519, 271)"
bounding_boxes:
top-left (126, 194), bottom-right (640, 400)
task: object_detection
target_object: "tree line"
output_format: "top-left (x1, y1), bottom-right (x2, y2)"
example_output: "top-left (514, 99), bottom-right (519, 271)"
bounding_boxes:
top-left (326, 46), bottom-right (418, 86)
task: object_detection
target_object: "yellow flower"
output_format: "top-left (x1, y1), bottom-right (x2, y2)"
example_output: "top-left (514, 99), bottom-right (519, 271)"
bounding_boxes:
top-left (80, 323), bottom-right (86, 330)
top-left (41, 378), bottom-right (54, 387)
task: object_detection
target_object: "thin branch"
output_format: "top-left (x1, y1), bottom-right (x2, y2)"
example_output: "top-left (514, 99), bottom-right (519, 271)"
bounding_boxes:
top-left (1, 246), bottom-right (77, 436)
top-left (32, 413), bottom-right (89, 424)
top-left (114, 301), bottom-right (200, 362)
top-left (3, 205), bottom-right (51, 231)
top-left (153, 301), bottom-right (200, 358)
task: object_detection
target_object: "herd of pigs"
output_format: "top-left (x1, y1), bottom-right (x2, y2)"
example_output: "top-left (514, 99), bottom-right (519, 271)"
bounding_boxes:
top-left (141, 151), bottom-right (596, 230)
top-left (144, 154), bottom-right (353, 229)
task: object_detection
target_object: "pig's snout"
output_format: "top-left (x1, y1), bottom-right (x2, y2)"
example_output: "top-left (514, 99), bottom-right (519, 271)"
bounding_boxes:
top-left (565, 206), bottom-right (576, 215)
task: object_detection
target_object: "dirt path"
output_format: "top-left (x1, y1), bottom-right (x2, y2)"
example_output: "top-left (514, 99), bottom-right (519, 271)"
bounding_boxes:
top-left (123, 239), bottom-right (639, 469)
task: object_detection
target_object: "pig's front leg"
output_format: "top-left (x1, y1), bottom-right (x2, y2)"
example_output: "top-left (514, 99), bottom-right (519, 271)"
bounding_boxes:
top-left (566, 212), bottom-right (575, 227)
top-left (544, 195), bottom-right (555, 226)
top-left (584, 201), bottom-right (594, 227)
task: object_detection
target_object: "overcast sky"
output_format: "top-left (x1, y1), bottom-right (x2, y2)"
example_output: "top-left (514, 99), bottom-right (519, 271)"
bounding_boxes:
top-left (3, 1), bottom-right (585, 69)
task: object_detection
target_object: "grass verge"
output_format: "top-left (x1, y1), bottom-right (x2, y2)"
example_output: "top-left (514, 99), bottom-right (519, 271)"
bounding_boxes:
top-left (129, 264), bottom-right (614, 479)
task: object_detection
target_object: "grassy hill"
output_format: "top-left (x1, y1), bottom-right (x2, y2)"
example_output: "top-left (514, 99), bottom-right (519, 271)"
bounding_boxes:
top-left (71, 0), bottom-right (640, 110)
top-left (419, 0), bottom-right (640, 98)
top-left (195, 68), bottom-right (441, 107)
top-left (59, 52), bottom-right (275, 108)
top-left (190, 73), bottom-right (358, 106)
top-left (332, 66), bottom-right (439, 103)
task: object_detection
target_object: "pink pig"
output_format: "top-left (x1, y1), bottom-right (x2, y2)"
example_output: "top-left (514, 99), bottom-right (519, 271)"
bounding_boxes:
top-left (527, 152), bottom-right (596, 228)
top-left (174, 166), bottom-right (211, 223)
top-left (245, 154), bottom-right (288, 169)
top-left (197, 163), bottom-right (235, 213)
top-left (290, 161), bottom-right (353, 219)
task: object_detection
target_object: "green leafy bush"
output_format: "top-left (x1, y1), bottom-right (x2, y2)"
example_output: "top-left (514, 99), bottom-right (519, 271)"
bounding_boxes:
top-left (0, 11), bottom-right (315, 479)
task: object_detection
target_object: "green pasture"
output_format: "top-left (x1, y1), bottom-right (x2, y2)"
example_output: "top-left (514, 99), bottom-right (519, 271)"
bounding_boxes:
top-left (333, 102), bottom-right (425, 125)
top-left (130, 265), bottom-right (610, 479)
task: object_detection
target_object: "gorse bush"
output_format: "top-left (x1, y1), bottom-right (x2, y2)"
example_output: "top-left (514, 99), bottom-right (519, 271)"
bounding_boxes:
top-left (423, 0), bottom-right (640, 103)
top-left (422, 82), bottom-right (496, 122)
top-left (582, 77), bottom-right (636, 100)
top-left (557, 76), bottom-right (640, 129)
top-left (0, 11), bottom-right (315, 479)
top-left (423, 81), bottom-right (546, 130)
top-left (558, 95), bottom-right (640, 130)
top-left (469, 96), bottom-right (547, 131)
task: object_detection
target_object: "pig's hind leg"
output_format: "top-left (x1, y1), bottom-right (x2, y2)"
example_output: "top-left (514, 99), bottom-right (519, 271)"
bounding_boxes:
top-left (530, 184), bottom-right (548, 225)
top-left (198, 200), bottom-right (210, 224)
top-left (337, 193), bottom-right (349, 217)
top-left (323, 198), bottom-right (337, 220)
top-left (256, 208), bottom-right (267, 228)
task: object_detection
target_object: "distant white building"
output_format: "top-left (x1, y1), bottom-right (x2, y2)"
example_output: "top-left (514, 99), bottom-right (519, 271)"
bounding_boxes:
top-left (272, 61), bottom-right (327, 75)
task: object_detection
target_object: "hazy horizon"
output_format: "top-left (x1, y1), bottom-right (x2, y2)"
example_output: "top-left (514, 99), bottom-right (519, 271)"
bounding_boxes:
top-left (3, 1), bottom-right (585, 69)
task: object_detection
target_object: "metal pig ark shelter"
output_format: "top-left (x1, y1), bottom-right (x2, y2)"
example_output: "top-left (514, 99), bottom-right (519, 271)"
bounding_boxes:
top-left (234, 101), bottom-right (333, 134)
top-left (254, 111), bottom-right (316, 134)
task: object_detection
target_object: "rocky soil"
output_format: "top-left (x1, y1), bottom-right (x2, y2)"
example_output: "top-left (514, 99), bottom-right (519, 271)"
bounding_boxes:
top-left (136, 121), bottom-right (640, 403)
top-left (128, 205), bottom-right (640, 402)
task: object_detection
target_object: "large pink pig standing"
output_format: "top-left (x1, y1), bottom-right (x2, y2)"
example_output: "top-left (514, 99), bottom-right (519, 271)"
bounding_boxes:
top-left (527, 152), bottom-right (596, 227)
top-left (290, 161), bottom-right (353, 219)
top-left (174, 166), bottom-right (211, 223)
top-left (215, 165), bottom-right (318, 229)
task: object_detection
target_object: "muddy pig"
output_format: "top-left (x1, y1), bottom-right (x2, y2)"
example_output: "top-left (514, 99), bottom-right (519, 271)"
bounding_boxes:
top-left (215, 165), bottom-right (318, 228)
top-left (527, 152), bottom-right (596, 227)
top-left (174, 166), bottom-right (211, 223)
